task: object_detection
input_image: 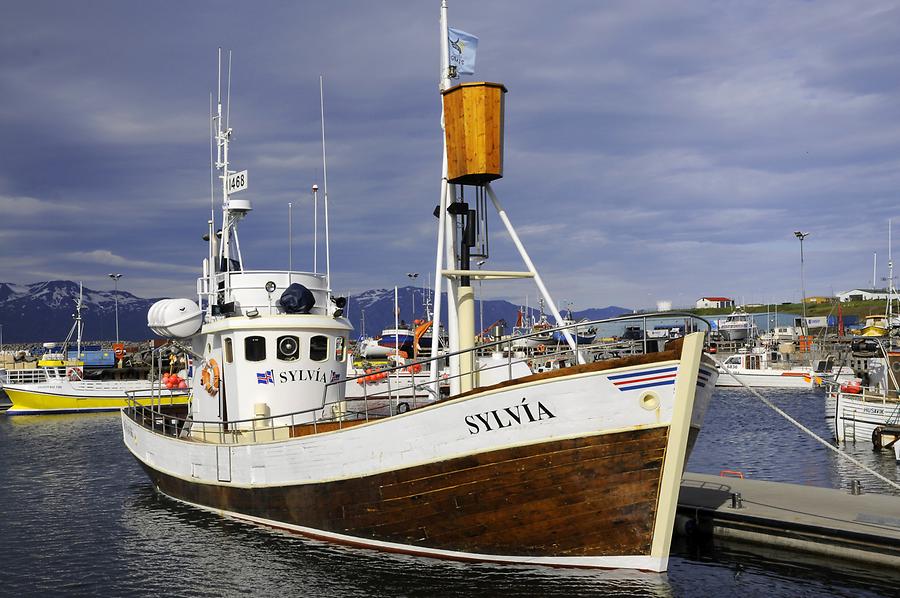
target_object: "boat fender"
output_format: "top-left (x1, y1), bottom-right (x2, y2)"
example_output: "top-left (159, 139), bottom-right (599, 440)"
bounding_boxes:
top-left (201, 359), bottom-right (220, 396)
top-left (840, 379), bottom-right (861, 394)
top-left (279, 283), bottom-right (315, 314)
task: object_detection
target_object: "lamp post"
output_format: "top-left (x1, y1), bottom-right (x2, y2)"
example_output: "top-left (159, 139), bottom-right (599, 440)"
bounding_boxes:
top-left (406, 273), bottom-right (419, 320)
top-left (793, 231), bottom-right (809, 333)
top-left (108, 273), bottom-right (123, 343)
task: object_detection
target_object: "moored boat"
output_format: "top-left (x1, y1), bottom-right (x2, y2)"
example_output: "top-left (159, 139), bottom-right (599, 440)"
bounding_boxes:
top-left (3, 284), bottom-right (188, 414)
top-left (122, 11), bottom-right (717, 572)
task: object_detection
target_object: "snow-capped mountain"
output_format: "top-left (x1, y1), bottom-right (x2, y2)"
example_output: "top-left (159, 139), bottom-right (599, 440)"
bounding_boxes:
top-left (0, 281), bottom-right (163, 344)
top-left (0, 281), bottom-right (631, 344)
top-left (344, 286), bottom-right (631, 340)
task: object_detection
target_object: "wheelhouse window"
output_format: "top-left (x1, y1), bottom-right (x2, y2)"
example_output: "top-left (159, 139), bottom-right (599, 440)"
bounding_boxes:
top-left (310, 335), bottom-right (328, 362)
top-left (245, 336), bottom-right (266, 362)
top-left (335, 337), bottom-right (346, 362)
top-left (224, 338), bottom-right (234, 363)
top-left (277, 335), bottom-right (300, 361)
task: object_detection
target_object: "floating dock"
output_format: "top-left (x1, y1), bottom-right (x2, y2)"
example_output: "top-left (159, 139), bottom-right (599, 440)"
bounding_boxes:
top-left (678, 472), bottom-right (900, 566)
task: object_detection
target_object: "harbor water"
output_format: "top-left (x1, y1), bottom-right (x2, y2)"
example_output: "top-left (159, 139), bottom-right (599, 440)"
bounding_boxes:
top-left (1, 388), bottom-right (899, 596)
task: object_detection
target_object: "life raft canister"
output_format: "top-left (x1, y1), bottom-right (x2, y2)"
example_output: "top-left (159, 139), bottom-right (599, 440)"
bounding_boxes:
top-left (201, 359), bottom-right (220, 396)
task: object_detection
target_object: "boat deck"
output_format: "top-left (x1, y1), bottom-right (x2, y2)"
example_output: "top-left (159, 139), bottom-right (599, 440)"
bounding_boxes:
top-left (678, 472), bottom-right (900, 566)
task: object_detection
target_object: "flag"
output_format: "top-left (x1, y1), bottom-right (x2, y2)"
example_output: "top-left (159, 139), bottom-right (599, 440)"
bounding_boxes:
top-left (257, 370), bottom-right (275, 385)
top-left (448, 27), bottom-right (478, 76)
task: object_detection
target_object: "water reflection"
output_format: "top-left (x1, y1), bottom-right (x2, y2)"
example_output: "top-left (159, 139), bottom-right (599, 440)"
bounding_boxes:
top-left (0, 389), bottom-right (897, 596)
top-left (688, 388), bottom-right (900, 496)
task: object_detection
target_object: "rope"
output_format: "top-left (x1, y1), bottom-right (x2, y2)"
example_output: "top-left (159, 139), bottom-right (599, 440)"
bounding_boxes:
top-left (712, 357), bottom-right (900, 492)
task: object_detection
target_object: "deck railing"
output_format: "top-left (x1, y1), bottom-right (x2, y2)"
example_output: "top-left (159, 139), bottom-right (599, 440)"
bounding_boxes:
top-left (123, 312), bottom-right (712, 445)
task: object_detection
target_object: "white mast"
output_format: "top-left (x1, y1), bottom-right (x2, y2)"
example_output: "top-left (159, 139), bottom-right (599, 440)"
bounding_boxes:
top-left (312, 184), bottom-right (319, 273)
top-left (320, 76), bottom-right (332, 303)
top-left (429, 0), bottom-right (455, 391)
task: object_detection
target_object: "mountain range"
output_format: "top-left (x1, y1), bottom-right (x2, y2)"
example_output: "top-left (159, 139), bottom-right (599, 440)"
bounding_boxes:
top-left (0, 281), bottom-right (631, 345)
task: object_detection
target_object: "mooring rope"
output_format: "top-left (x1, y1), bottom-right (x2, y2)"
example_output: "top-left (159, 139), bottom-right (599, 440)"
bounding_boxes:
top-left (711, 357), bottom-right (900, 492)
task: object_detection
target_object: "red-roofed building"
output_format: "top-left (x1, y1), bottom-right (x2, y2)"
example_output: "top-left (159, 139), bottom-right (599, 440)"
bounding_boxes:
top-left (695, 296), bottom-right (735, 309)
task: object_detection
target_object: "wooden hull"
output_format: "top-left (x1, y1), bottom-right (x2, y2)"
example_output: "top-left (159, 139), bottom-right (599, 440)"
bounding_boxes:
top-left (122, 334), bottom-right (715, 571)
top-left (138, 427), bottom-right (674, 558)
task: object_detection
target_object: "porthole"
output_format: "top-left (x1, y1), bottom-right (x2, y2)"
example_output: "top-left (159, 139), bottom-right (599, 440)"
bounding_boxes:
top-left (245, 336), bottom-right (266, 362)
top-left (277, 335), bottom-right (300, 361)
top-left (310, 335), bottom-right (328, 362)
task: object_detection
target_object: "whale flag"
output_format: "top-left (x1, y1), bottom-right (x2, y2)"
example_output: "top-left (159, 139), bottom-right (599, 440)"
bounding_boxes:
top-left (448, 27), bottom-right (478, 76)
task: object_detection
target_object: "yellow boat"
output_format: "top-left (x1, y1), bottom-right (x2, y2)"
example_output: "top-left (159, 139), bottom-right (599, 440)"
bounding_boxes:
top-left (2, 365), bottom-right (188, 414)
top-left (858, 314), bottom-right (889, 337)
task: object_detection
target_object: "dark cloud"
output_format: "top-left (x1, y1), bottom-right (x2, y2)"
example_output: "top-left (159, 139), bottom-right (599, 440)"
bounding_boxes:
top-left (1, 1), bottom-right (898, 311)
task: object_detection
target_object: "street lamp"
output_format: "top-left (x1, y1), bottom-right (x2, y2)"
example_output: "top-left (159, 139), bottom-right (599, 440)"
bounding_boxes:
top-left (108, 273), bottom-right (123, 344)
top-left (793, 231), bottom-right (809, 333)
top-left (406, 273), bottom-right (419, 319)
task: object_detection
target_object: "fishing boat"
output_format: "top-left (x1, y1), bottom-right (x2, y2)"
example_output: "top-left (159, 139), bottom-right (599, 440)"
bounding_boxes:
top-left (826, 347), bottom-right (900, 443)
top-left (717, 309), bottom-right (758, 342)
top-left (550, 309), bottom-right (597, 345)
top-left (715, 347), bottom-right (825, 389)
top-left (2, 284), bottom-right (188, 414)
top-left (122, 11), bottom-right (716, 572)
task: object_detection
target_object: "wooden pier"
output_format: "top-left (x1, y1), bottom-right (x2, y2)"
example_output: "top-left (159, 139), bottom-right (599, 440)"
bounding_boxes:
top-left (677, 472), bottom-right (900, 567)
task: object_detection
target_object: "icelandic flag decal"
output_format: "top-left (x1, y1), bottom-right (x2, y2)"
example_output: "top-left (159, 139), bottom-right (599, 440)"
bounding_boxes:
top-left (608, 366), bottom-right (678, 391)
top-left (257, 370), bottom-right (275, 385)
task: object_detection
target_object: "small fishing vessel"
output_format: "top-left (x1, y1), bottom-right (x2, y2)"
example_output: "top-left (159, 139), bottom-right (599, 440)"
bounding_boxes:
top-left (715, 347), bottom-right (825, 389)
top-left (123, 11), bottom-right (716, 572)
top-left (826, 347), bottom-right (900, 443)
top-left (2, 284), bottom-right (188, 414)
top-left (550, 309), bottom-right (597, 345)
top-left (717, 309), bottom-right (758, 342)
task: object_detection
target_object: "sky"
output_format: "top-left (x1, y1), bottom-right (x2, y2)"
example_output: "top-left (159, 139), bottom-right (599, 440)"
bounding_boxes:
top-left (1, 0), bottom-right (899, 312)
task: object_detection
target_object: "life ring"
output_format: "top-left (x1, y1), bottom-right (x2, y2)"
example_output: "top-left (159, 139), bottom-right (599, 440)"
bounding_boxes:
top-left (201, 359), bottom-right (220, 396)
top-left (67, 367), bottom-right (83, 382)
top-left (536, 344), bottom-right (546, 353)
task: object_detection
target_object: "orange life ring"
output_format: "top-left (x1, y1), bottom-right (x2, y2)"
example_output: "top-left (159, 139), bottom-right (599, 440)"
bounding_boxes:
top-left (67, 367), bottom-right (83, 382)
top-left (536, 344), bottom-right (546, 353)
top-left (201, 359), bottom-right (220, 396)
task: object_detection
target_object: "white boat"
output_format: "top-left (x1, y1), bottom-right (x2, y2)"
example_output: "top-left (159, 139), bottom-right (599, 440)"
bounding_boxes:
top-left (826, 351), bottom-right (900, 443)
top-left (122, 19), bottom-right (716, 573)
top-left (715, 347), bottom-right (824, 389)
top-left (2, 283), bottom-right (188, 414)
top-left (717, 309), bottom-right (758, 342)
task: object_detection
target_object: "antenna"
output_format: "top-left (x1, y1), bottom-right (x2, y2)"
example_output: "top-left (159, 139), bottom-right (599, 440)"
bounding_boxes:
top-left (320, 75), bottom-right (332, 298)
top-left (209, 93), bottom-right (215, 223)
top-left (312, 184), bottom-right (318, 272)
top-left (288, 202), bottom-right (293, 271)
top-left (226, 50), bottom-right (233, 131)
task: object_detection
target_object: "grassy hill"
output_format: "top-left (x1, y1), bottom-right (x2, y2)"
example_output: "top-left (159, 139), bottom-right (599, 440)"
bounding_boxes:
top-left (691, 299), bottom-right (892, 320)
